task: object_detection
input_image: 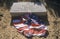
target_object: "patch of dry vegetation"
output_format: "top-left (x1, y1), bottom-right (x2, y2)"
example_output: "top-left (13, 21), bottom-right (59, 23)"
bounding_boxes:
top-left (0, 2), bottom-right (60, 39)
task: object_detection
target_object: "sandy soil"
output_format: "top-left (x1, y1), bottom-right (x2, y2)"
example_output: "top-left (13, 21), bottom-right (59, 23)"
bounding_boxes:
top-left (0, 5), bottom-right (60, 39)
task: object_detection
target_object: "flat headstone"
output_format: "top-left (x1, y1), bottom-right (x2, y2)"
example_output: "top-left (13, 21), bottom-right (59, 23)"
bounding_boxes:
top-left (10, 2), bottom-right (47, 16)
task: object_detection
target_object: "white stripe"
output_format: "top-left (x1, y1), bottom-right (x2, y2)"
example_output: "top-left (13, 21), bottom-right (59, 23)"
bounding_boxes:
top-left (14, 24), bottom-right (28, 28)
top-left (24, 29), bottom-right (29, 30)
top-left (15, 26), bottom-right (20, 29)
top-left (37, 33), bottom-right (42, 36)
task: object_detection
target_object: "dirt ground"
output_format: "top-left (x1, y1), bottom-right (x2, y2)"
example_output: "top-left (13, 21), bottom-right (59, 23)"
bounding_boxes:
top-left (0, 4), bottom-right (60, 39)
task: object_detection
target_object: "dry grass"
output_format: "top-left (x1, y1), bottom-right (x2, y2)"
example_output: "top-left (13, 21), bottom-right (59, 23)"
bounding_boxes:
top-left (0, 6), bottom-right (60, 39)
